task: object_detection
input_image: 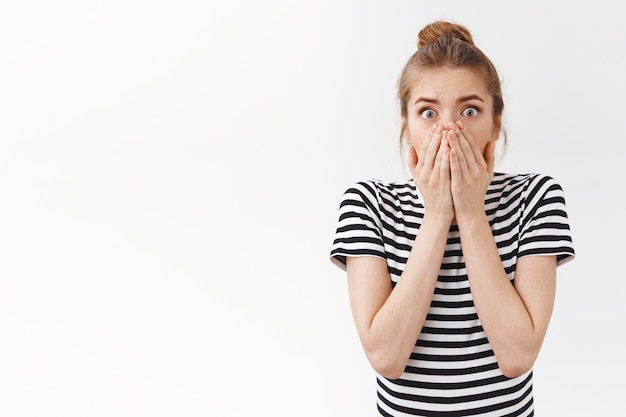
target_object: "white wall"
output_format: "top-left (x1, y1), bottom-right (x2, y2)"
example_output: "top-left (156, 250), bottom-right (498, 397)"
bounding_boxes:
top-left (0, 1), bottom-right (622, 415)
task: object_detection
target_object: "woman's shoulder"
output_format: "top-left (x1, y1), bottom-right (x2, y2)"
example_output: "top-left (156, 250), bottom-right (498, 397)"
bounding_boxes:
top-left (493, 172), bottom-right (564, 189)
top-left (491, 172), bottom-right (568, 206)
top-left (341, 178), bottom-right (417, 201)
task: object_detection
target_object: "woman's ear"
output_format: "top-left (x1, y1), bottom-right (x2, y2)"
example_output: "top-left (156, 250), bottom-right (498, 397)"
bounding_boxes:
top-left (401, 118), bottom-right (408, 143)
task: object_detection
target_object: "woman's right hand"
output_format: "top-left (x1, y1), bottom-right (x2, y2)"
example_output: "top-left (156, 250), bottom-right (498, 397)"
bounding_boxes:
top-left (408, 124), bottom-right (455, 224)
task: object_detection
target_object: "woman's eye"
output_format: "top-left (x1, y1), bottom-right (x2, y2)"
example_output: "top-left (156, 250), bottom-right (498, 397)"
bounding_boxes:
top-left (420, 109), bottom-right (437, 119)
top-left (462, 107), bottom-right (479, 118)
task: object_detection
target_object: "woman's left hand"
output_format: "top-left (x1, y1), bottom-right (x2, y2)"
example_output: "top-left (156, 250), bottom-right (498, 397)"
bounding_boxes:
top-left (447, 121), bottom-right (495, 222)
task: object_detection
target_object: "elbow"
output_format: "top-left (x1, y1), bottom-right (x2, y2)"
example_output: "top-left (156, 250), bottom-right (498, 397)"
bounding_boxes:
top-left (378, 366), bottom-right (406, 380)
top-left (366, 350), bottom-right (407, 380)
top-left (497, 353), bottom-right (536, 379)
top-left (499, 363), bottom-right (531, 379)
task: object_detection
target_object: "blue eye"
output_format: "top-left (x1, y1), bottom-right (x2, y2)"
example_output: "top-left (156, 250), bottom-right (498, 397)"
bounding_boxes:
top-left (420, 109), bottom-right (437, 119)
top-left (462, 107), bottom-right (479, 118)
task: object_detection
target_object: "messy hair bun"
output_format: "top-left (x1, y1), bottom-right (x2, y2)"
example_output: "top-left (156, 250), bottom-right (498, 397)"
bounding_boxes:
top-left (417, 21), bottom-right (474, 49)
top-left (398, 20), bottom-right (506, 152)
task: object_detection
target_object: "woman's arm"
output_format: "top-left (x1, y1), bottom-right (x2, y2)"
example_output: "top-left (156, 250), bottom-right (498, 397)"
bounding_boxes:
top-left (346, 214), bottom-right (450, 379)
top-left (346, 125), bottom-right (455, 379)
top-left (448, 121), bottom-right (557, 377)
top-left (455, 213), bottom-right (557, 378)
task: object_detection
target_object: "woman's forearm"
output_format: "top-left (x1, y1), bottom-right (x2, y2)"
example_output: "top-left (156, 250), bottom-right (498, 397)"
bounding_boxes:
top-left (457, 213), bottom-right (552, 377)
top-left (355, 215), bottom-right (450, 379)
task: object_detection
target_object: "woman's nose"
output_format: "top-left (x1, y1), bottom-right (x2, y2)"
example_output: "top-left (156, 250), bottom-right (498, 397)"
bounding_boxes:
top-left (440, 112), bottom-right (456, 127)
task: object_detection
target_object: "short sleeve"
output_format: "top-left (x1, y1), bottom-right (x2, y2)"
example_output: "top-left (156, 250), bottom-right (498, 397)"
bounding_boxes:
top-left (329, 181), bottom-right (387, 271)
top-left (518, 175), bottom-right (575, 266)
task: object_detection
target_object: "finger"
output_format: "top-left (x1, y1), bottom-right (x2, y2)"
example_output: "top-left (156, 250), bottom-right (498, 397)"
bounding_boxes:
top-left (455, 121), bottom-right (482, 167)
top-left (448, 129), bottom-right (468, 172)
top-left (420, 124), bottom-right (443, 169)
top-left (454, 126), bottom-right (479, 168)
top-left (434, 135), bottom-right (447, 170)
top-left (449, 145), bottom-right (462, 183)
top-left (417, 127), bottom-right (432, 168)
top-left (439, 137), bottom-right (450, 181)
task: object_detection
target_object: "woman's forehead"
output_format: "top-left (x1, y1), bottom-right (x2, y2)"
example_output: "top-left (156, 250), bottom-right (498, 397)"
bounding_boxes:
top-left (409, 67), bottom-right (490, 101)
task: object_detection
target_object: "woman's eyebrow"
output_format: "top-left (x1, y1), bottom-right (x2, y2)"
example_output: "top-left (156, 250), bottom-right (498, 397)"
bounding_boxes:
top-left (457, 94), bottom-right (485, 103)
top-left (413, 97), bottom-right (438, 105)
top-left (413, 95), bottom-right (485, 106)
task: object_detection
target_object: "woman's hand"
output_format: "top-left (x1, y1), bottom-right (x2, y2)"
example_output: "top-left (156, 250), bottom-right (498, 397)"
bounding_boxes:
top-left (447, 121), bottom-right (495, 222)
top-left (408, 124), bottom-right (454, 224)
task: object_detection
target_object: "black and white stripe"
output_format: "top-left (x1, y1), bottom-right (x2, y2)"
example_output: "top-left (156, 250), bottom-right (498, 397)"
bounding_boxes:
top-left (330, 172), bottom-right (575, 416)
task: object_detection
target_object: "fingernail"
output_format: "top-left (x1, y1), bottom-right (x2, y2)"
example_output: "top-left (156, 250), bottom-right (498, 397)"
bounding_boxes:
top-left (456, 121), bottom-right (464, 129)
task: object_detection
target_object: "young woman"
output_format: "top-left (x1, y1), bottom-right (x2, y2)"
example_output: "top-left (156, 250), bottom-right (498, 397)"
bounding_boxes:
top-left (330, 20), bottom-right (575, 416)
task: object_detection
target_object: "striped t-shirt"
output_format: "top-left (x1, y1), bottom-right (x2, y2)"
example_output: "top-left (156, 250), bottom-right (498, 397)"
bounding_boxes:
top-left (330, 172), bottom-right (575, 416)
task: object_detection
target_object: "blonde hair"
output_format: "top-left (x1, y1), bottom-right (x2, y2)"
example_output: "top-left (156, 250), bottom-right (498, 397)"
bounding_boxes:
top-left (397, 20), bottom-right (506, 147)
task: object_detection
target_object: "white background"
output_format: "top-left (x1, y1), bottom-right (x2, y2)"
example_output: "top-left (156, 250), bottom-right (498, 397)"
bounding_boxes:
top-left (0, 1), bottom-right (623, 415)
